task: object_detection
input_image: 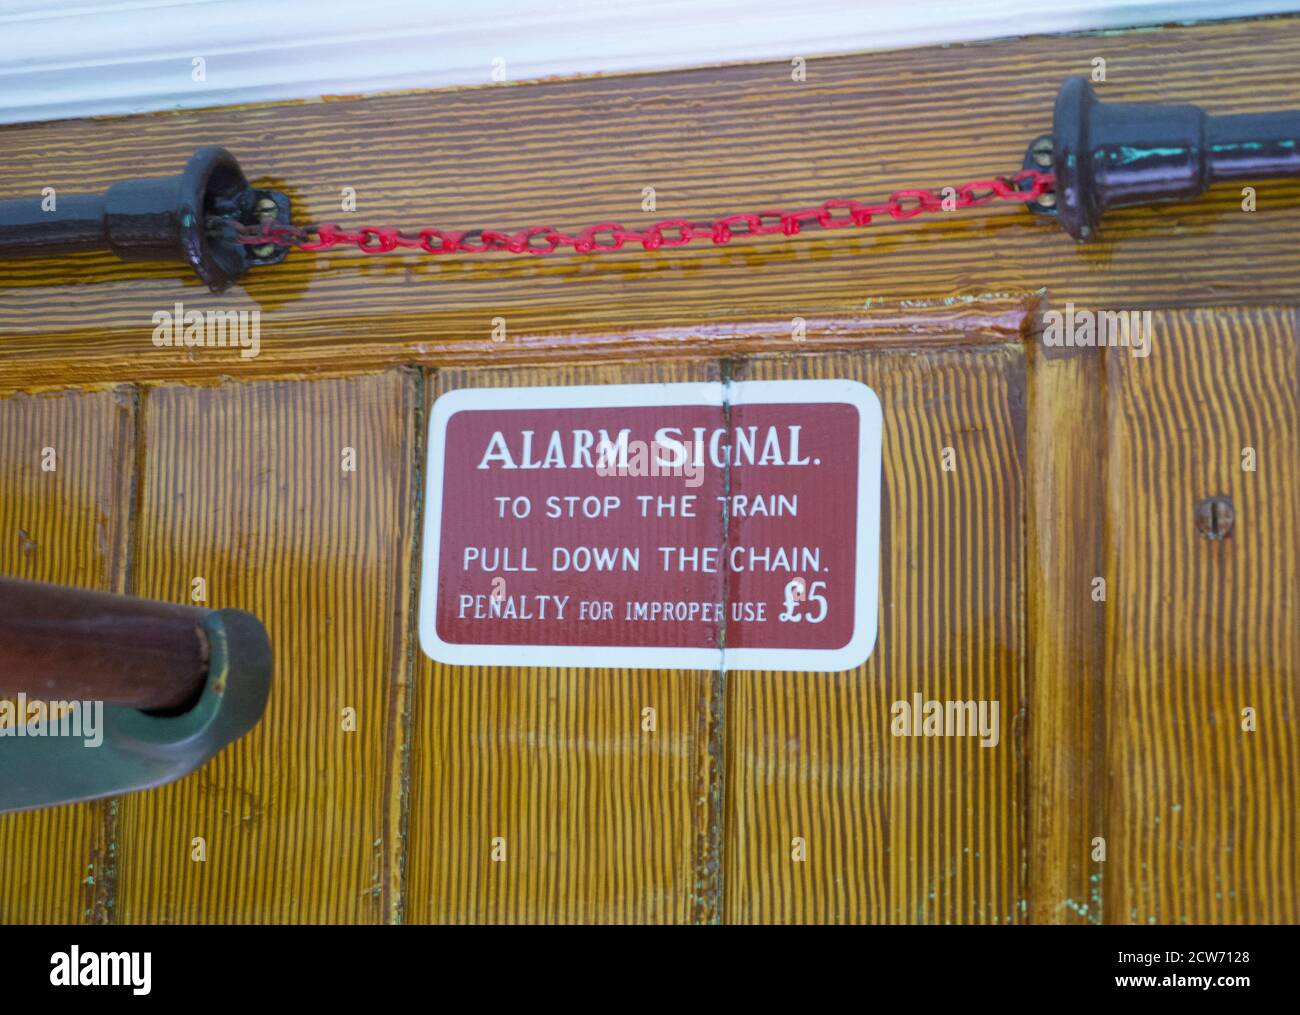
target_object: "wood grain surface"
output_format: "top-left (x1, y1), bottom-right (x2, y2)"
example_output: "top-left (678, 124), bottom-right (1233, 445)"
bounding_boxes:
top-left (0, 387), bottom-right (136, 923)
top-left (407, 361), bottom-right (719, 924)
top-left (1103, 307), bottom-right (1299, 923)
top-left (1026, 343), bottom-right (1107, 924)
top-left (724, 348), bottom-right (1026, 923)
top-left (2, 18), bottom-right (1300, 389)
top-left (113, 372), bottom-right (419, 922)
top-left (0, 16), bottom-right (1298, 926)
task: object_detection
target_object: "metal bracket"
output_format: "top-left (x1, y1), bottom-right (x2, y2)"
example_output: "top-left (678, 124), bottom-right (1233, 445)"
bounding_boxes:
top-left (0, 146), bottom-right (291, 291)
top-left (0, 608), bottom-right (272, 814)
top-left (1026, 76), bottom-right (1300, 240)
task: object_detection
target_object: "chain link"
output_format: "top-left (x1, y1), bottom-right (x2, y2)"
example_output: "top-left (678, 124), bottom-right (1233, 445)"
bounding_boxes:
top-left (222, 169), bottom-right (1055, 256)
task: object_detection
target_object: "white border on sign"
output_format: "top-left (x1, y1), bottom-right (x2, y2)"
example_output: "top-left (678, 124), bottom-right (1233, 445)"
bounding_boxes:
top-left (417, 379), bottom-right (882, 672)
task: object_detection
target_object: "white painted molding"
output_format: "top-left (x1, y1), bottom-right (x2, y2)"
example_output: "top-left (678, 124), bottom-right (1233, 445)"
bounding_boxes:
top-left (0, 0), bottom-right (1295, 125)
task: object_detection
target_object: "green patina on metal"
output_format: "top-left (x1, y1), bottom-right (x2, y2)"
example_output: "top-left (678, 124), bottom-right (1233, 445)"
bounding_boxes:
top-left (0, 608), bottom-right (272, 814)
top-left (1100, 145), bottom-right (1190, 165)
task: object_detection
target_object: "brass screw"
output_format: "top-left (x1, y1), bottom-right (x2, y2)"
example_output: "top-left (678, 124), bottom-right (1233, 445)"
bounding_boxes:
top-left (1032, 138), bottom-right (1054, 168)
top-left (252, 197), bottom-right (278, 258)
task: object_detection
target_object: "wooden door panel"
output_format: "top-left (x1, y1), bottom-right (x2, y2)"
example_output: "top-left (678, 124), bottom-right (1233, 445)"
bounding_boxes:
top-left (1103, 307), bottom-right (1300, 923)
top-left (0, 387), bottom-right (135, 923)
top-left (113, 372), bottom-right (420, 923)
top-left (406, 361), bottom-right (720, 924)
top-left (724, 347), bottom-right (1027, 923)
top-left (1, 16), bottom-right (1298, 928)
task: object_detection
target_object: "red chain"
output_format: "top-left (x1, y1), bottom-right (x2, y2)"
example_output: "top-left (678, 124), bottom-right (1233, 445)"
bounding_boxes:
top-left (228, 169), bottom-right (1054, 255)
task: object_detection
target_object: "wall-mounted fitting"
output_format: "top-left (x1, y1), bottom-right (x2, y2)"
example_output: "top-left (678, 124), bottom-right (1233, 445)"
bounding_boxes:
top-left (1025, 76), bottom-right (1300, 240)
top-left (0, 146), bottom-right (290, 291)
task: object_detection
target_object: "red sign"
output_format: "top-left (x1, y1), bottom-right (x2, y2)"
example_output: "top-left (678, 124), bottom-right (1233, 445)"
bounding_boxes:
top-left (418, 380), bottom-right (881, 671)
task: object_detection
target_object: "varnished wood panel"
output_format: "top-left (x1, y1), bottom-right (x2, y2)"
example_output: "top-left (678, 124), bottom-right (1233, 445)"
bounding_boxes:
top-left (0, 386), bottom-right (135, 923)
top-left (3, 18), bottom-right (1300, 388)
top-left (0, 12), bottom-right (1297, 928)
top-left (723, 347), bottom-right (1026, 923)
top-left (406, 362), bottom-right (719, 924)
top-left (1104, 307), bottom-right (1299, 923)
top-left (1026, 343), bottom-right (1107, 924)
top-left (113, 371), bottom-right (419, 923)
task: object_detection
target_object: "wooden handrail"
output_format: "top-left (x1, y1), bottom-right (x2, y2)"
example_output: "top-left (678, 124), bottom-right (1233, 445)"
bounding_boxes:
top-left (0, 577), bottom-right (210, 712)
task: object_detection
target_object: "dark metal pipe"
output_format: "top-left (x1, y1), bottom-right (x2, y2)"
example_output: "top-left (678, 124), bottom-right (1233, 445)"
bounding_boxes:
top-left (1205, 112), bottom-right (1300, 181)
top-left (0, 577), bottom-right (210, 712)
top-left (0, 146), bottom-right (291, 291)
top-left (1025, 77), bottom-right (1300, 239)
top-left (0, 193), bottom-right (106, 254)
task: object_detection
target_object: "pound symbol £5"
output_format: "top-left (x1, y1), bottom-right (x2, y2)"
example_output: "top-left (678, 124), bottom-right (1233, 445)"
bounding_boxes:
top-left (779, 578), bottom-right (828, 624)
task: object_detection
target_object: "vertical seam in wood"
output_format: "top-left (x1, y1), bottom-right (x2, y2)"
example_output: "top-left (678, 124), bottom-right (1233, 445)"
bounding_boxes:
top-left (96, 381), bottom-right (145, 925)
top-left (1012, 346), bottom-right (1031, 925)
top-left (386, 365), bottom-right (426, 924)
top-left (121, 382), bottom-right (147, 600)
top-left (693, 359), bottom-right (734, 924)
top-left (1102, 340), bottom-right (1129, 924)
top-left (1093, 347), bottom-right (1111, 924)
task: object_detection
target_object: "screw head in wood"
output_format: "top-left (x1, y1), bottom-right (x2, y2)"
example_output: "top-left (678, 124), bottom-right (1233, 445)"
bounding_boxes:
top-left (1195, 494), bottom-right (1235, 540)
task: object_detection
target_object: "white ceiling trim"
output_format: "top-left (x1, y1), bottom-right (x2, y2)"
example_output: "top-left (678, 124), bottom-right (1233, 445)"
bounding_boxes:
top-left (0, 0), bottom-right (1294, 125)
